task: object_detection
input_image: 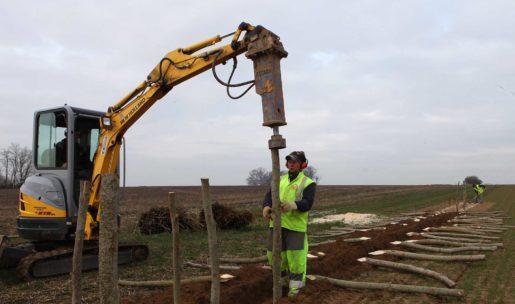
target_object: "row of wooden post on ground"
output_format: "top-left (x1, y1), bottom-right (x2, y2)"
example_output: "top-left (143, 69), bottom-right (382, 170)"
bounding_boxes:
top-left (70, 174), bottom-right (224, 304)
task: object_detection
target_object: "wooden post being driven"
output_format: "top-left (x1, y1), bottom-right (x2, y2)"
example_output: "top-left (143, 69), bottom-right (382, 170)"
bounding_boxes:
top-left (71, 180), bottom-right (91, 304)
top-left (99, 173), bottom-right (120, 304)
top-left (168, 192), bottom-right (181, 304)
top-left (201, 178), bottom-right (220, 304)
top-left (270, 145), bottom-right (283, 301)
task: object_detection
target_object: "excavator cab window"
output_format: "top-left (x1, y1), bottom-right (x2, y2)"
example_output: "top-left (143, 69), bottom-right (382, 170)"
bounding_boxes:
top-left (72, 116), bottom-right (100, 205)
top-left (36, 110), bottom-right (68, 169)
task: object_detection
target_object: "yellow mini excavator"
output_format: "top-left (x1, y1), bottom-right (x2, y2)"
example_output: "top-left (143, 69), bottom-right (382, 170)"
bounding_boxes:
top-left (0, 22), bottom-right (288, 280)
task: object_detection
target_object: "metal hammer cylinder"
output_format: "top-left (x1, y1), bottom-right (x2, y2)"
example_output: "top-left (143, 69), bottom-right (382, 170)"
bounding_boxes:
top-left (246, 26), bottom-right (288, 128)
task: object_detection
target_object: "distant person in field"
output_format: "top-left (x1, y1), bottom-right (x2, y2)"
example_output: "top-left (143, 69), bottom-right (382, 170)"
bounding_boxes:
top-left (262, 151), bottom-right (317, 298)
top-left (472, 184), bottom-right (485, 204)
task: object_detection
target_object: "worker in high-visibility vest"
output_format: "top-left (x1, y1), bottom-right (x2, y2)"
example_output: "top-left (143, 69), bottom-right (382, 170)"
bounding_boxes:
top-left (262, 151), bottom-right (316, 297)
top-left (472, 184), bottom-right (485, 203)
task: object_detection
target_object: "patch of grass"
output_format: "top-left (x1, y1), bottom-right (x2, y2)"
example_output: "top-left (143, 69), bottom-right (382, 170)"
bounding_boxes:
top-left (308, 185), bottom-right (514, 304)
top-left (314, 187), bottom-right (461, 216)
top-left (450, 185), bottom-right (515, 304)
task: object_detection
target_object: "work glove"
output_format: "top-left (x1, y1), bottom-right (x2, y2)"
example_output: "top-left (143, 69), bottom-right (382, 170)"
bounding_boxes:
top-left (263, 206), bottom-right (272, 220)
top-left (281, 202), bottom-right (298, 212)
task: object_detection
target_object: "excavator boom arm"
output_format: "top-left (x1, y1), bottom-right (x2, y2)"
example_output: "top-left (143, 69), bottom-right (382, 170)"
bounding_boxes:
top-left (84, 22), bottom-right (287, 239)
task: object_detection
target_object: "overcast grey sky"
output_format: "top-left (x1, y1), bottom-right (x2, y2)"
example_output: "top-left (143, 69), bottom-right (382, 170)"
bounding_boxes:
top-left (1, 1), bottom-right (514, 186)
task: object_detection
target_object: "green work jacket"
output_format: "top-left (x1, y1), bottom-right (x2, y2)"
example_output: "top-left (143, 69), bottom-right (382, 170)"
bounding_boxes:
top-left (269, 172), bottom-right (314, 232)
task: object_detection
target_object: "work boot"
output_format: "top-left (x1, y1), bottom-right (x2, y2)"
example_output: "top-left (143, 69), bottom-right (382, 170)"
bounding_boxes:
top-left (280, 270), bottom-right (289, 286)
top-left (288, 280), bottom-right (304, 298)
top-left (280, 276), bottom-right (289, 287)
top-left (280, 270), bottom-right (289, 295)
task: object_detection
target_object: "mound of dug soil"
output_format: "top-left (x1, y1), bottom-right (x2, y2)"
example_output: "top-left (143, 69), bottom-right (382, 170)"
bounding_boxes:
top-left (199, 202), bottom-right (253, 230)
top-left (138, 207), bottom-right (201, 235)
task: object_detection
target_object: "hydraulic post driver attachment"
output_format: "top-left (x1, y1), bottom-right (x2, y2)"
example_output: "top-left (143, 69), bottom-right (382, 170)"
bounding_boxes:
top-left (246, 26), bottom-right (288, 303)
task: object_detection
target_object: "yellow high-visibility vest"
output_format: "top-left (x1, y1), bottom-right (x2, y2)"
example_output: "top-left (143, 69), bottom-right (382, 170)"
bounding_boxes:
top-left (269, 172), bottom-right (314, 232)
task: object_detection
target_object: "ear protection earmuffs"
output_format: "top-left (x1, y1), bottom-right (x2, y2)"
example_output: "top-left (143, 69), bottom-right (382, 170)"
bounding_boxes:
top-left (301, 160), bottom-right (308, 169)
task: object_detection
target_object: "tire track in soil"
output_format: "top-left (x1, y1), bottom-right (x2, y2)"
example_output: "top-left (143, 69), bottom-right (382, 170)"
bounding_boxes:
top-left (122, 212), bottom-right (456, 304)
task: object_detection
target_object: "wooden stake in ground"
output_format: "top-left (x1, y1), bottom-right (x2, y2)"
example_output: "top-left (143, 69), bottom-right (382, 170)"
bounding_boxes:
top-left (426, 232), bottom-right (500, 240)
top-left (310, 240), bottom-right (337, 247)
top-left (201, 178), bottom-right (220, 304)
top-left (462, 182), bottom-right (467, 209)
top-left (185, 261), bottom-right (241, 270)
top-left (118, 274), bottom-right (236, 287)
top-left (71, 180), bottom-right (91, 304)
top-left (312, 275), bottom-right (464, 297)
top-left (420, 233), bottom-right (495, 243)
top-left (455, 182), bottom-right (460, 214)
top-left (99, 173), bottom-right (120, 304)
top-left (168, 192), bottom-right (181, 304)
top-left (219, 255), bottom-right (268, 264)
top-left (344, 237), bottom-right (371, 243)
top-left (411, 239), bottom-right (504, 248)
top-left (120, 276), bottom-right (212, 287)
top-left (369, 250), bottom-right (485, 261)
top-left (392, 241), bottom-right (497, 253)
top-left (358, 257), bottom-right (456, 287)
top-left (311, 230), bottom-right (354, 238)
top-left (270, 142), bottom-right (283, 302)
top-left (452, 225), bottom-right (505, 233)
top-left (427, 226), bottom-right (486, 235)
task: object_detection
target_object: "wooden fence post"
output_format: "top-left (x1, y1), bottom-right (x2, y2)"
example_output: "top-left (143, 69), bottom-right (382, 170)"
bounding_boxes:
top-left (99, 173), bottom-right (120, 304)
top-left (463, 182), bottom-right (467, 209)
top-left (168, 192), bottom-right (181, 304)
top-left (201, 178), bottom-right (220, 304)
top-left (71, 180), bottom-right (91, 304)
top-left (455, 182), bottom-right (460, 213)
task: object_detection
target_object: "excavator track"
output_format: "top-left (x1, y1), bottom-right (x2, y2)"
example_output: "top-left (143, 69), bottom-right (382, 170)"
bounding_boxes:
top-left (16, 248), bottom-right (73, 281)
top-left (16, 243), bottom-right (148, 281)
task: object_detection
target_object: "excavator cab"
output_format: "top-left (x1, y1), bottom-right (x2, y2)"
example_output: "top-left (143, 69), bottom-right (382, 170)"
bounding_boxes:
top-left (18, 105), bottom-right (103, 241)
top-left (5, 106), bottom-right (147, 279)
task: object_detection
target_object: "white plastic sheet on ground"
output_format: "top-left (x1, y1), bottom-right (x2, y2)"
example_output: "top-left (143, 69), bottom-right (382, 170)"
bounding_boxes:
top-left (310, 212), bottom-right (382, 225)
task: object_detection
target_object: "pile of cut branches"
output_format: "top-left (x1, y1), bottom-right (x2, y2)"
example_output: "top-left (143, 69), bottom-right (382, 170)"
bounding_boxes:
top-left (138, 207), bottom-right (200, 235)
top-left (199, 202), bottom-right (253, 230)
top-left (138, 202), bottom-right (253, 234)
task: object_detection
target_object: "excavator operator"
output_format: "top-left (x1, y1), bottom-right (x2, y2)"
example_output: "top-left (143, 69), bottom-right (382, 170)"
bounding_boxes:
top-left (262, 151), bottom-right (317, 297)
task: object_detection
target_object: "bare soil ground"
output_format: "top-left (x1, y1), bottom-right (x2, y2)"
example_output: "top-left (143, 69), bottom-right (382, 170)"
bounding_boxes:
top-left (123, 193), bottom-right (513, 304)
top-left (123, 212), bottom-right (457, 304)
top-left (2, 184), bottom-right (509, 304)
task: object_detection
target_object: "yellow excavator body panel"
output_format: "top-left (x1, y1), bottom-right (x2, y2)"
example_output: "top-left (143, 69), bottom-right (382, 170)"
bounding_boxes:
top-left (19, 193), bottom-right (67, 218)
